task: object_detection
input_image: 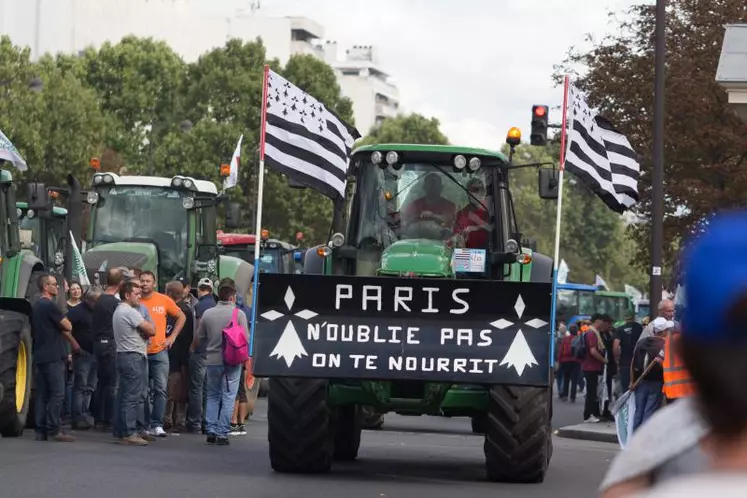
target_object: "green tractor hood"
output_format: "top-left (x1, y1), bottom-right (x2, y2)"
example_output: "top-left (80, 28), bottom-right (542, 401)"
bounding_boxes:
top-left (83, 241), bottom-right (158, 281)
top-left (377, 239), bottom-right (454, 278)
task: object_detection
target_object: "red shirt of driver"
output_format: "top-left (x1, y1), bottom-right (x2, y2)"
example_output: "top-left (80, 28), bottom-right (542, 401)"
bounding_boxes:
top-left (453, 205), bottom-right (489, 248)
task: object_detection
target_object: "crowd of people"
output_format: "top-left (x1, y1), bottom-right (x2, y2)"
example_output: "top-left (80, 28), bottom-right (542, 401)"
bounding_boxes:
top-left (555, 298), bottom-right (683, 431)
top-left (30, 267), bottom-right (254, 446)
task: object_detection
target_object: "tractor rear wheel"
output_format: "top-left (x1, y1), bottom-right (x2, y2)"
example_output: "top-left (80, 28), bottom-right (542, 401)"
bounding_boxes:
top-left (484, 385), bottom-right (551, 483)
top-left (333, 405), bottom-right (362, 461)
top-left (0, 311), bottom-right (32, 437)
top-left (267, 378), bottom-right (334, 473)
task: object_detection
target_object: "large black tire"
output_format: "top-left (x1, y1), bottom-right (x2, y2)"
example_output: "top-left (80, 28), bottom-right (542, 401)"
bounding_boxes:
top-left (267, 378), bottom-right (334, 473)
top-left (333, 405), bottom-right (362, 461)
top-left (484, 386), bottom-right (551, 483)
top-left (0, 311), bottom-right (33, 437)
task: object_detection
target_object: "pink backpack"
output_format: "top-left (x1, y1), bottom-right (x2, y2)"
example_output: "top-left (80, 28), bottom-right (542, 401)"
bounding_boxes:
top-left (222, 308), bottom-right (249, 366)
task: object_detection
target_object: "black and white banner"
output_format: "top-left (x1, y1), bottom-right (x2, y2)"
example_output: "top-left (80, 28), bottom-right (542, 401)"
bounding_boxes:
top-left (264, 69), bottom-right (360, 201)
top-left (565, 83), bottom-right (641, 213)
top-left (252, 274), bottom-right (553, 386)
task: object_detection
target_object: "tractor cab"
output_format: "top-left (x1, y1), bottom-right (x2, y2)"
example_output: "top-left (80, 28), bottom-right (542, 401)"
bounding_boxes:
top-left (312, 144), bottom-right (546, 281)
top-left (83, 173), bottom-right (252, 295)
top-left (16, 201), bottom-right (68, 274)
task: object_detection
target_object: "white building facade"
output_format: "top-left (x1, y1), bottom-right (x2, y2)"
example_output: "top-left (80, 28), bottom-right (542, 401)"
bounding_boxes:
top-left (0, 0), bottom-right (399, 135)
top-left (716, 23), bottom-right (747, 123)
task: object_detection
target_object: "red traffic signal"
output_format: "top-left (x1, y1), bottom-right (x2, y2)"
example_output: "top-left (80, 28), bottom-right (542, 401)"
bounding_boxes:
top-left (531, 105), bottom-right (549, 146)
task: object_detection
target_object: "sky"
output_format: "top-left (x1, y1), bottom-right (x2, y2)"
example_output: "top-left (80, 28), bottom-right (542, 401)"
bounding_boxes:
top-left (202, 0), bottom-right (650, 149)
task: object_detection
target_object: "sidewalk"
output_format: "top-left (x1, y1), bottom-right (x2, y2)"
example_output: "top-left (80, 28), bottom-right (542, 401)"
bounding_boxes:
top-left (555, 420), bottom-right (619, 444)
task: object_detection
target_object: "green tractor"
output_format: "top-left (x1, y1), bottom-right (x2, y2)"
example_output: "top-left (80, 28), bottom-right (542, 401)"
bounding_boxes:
top-left (81, 172), bottom-right (253, 296)
top-left (252, 143), bottom-right (559, 482)
top-left (0, 170), bottom-right (86, 436)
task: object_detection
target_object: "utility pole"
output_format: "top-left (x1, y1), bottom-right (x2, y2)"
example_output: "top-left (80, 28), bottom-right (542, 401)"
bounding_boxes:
top-left (650, 0), bottom-right (666, 316)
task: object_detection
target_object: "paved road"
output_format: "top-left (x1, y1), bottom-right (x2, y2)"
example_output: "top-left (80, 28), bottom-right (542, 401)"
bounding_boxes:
top-left (0, 398), bottom-right (613, 498)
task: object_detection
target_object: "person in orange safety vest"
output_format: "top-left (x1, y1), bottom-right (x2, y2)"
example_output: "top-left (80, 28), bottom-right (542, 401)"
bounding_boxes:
top-left (662, 325), bottom-right (696, 402)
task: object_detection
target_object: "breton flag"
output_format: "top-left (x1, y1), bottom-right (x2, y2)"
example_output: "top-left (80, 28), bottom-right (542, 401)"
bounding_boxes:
top-left (263, 69), bottom-right (360, 200)
top-left (564, 84), bottom-right (640, 213)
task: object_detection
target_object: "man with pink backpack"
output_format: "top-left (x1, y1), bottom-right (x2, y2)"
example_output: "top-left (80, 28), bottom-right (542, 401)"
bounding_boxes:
top-left (190, 278), bottom-right (250, 445)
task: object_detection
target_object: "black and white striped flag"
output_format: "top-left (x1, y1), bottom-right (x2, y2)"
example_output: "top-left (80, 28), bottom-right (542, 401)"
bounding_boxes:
top-left (264, 69), bottom-right (360, 200)
top-left (564, 84), bottom-right (640, 213)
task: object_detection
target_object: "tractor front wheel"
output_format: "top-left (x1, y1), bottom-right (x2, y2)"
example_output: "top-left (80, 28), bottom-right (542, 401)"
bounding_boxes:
top-left (484, 385), bottom-right (551, 483)
top-left (0, 311), bottom-right (32, 437)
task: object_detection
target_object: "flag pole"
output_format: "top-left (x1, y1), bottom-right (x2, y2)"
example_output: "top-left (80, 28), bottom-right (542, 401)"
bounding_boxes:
top-left (549, 74), bottom-right (570, 370)
top-left (249, 64), bottom-right (270, 356)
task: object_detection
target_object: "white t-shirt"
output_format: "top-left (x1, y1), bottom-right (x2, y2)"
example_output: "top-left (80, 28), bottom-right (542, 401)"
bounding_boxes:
top-left (634, 474), bottom-right (747, 498)
top-left (112, 303), bottom-right (149, 355)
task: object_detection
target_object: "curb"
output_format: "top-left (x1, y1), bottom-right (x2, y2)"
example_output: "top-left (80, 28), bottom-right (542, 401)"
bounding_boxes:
top-left (555, 426), bottom-right (620, 445)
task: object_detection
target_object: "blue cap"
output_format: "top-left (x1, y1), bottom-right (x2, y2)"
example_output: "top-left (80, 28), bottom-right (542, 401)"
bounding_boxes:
top-left (682, 210), bottom-right (747, 341)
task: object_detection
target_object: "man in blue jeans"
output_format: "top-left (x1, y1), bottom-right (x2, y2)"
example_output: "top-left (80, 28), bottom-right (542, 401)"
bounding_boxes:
top-left (631, 317), bottom-right (670, 431)
top-left (191, 279), bottom-right (249, 445)
top-left (113, 280), bottom-right (156, 445)
top-left (32, 274), bottom-right (79, 442)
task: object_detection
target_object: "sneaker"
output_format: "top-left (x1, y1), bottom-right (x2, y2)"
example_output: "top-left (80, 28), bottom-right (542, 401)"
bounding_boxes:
top-left (584, 416), bottom-right (601, 423)
top-left (35, 433), bottom-right (48, 441)
top-left (118, 435), bottom-right (148, 446)
top-left (229, 423), bottom-right (240, 436)
top-left (72, 420), bottom-right (92, 430)
top-left (238, 424), bottom-right (246, 436)
top-left (151, 426), bottom-right (168, 438)
top-left (216, 436), bottom-right (230, 446)
top-left (139, 431), bottom-right (156, 442)
top-left (206, 434), bottom-right (217, 444)
top-left (54, 433), bottom-right (76, 442)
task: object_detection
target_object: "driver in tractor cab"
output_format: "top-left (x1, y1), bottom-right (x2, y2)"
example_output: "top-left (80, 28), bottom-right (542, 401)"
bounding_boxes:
top-left (452, 177), bottom-right (490, 249)
top-left (401, 173), bottom-right (456, 229)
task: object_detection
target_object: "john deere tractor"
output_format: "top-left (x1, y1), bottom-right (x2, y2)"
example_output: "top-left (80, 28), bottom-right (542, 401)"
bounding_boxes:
top-left (252, 140), bottom-right (560, 483)
top-left (81, 172), bottom-right (253, 296)
top-left (0, 169), bottom-right (86, 436)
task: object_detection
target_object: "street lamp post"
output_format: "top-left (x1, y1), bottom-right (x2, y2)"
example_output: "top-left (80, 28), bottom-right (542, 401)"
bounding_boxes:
top-left (650, 0), bottom-right (666, 315)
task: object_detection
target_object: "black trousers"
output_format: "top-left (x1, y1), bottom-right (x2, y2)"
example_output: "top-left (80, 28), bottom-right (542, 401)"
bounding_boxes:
top-left (583, 370), bottom-right (602, 420)
top-left (559, 362), bottom-right (581, 401)
top-left (93, 339), bottom-right (118, 427)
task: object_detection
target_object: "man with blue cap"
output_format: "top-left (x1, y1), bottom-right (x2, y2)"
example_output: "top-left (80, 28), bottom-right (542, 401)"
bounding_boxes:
top-left (599, 210), bottom-right (747, 497)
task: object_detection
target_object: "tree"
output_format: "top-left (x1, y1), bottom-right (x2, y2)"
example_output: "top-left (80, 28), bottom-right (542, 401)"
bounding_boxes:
top-left (555, 0), bottom-right (747, 273)
top-left (78, 36), bottom-right (188, 173)
top-left (0, 36), bottom-right (105, 186)
top-left (359, 113), bottom-right (449, 145)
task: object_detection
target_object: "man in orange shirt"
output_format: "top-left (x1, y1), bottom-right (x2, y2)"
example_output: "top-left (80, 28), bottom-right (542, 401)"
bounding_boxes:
top-left (139, 271), bottom-right (186, 438)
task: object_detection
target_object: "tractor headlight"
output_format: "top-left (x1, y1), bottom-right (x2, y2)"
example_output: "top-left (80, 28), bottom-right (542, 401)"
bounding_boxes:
top-left (183, 179), bottom-right (194, 189)
top-left (329, 232), bottom-right (345, 248)
top-left (385, 151), bottom-right (399, 165)
top-left (172, 177), bottom-right (184, 187)
top-left (93, 175), bottom-right (103, 185)
top-left (371, 151), bottom-right (383, 165)
top-left (505, 239), bottom-right (519, 253)
top-left (103, 174), bottom-right (114, 184)
top-left (468, 157), bottom-right (481, 171)
top-left (182, 197), bottom-right (195, 209)
top-left (87, 191), bottom-right (99, 205)
top-left (454, 155), bottom-right (467, 169)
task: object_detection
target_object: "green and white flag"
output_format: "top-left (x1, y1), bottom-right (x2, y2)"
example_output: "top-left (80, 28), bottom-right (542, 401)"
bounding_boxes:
top-left (0, 129), bottom-right (28, 171)
top-left (69, 231), bottom-right (90, 287)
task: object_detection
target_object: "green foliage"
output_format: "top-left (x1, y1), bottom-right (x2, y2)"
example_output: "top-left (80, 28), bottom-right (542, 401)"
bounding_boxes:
top-left (359, 113), bottom-right (449, 145)
top-left (508, 144), bottom-right (647, 291)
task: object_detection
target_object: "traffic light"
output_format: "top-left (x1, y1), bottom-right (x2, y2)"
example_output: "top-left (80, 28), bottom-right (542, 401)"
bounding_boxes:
top-left (530, 105), bottom-right (549, 146)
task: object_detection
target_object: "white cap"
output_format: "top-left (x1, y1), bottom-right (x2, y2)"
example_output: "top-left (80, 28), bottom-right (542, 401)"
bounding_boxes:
top-left (652, 317), bottom-right (673, 333)
top-left (197, 277), bottom-right (213, 289)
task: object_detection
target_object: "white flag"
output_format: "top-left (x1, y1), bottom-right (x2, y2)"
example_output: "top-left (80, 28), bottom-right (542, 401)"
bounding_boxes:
top-left (69, 231), bottom-right (91, 287)
top-left (595, 274), bottom-right (609, 290)
top-left (564, 84), bottom-right (640, 213)
top-left (624, 284), bottom-right (643, 303)
top-left (557, 259), bottom-right (569, 284)
top-left (0, 128), bottom-right (28, 171)
top-left (224, 134), bottom-right (242, 190)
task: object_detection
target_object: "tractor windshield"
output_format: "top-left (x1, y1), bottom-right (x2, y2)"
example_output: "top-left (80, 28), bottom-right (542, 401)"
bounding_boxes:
top-left (221, 245), bottom-right (293, 274)
top-left (352, 162), bottom-right (492, 250)
top-left (90, 186), bottom-right (189, 282)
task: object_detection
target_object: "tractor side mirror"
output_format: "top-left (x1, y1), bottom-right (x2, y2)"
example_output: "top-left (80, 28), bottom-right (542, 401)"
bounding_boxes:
top-left (27, 182), bottom-right (50, 211)
top-left (538, 168), bottom-right (559, 199)
top-left (225, 202), bottom-right (242, 229)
